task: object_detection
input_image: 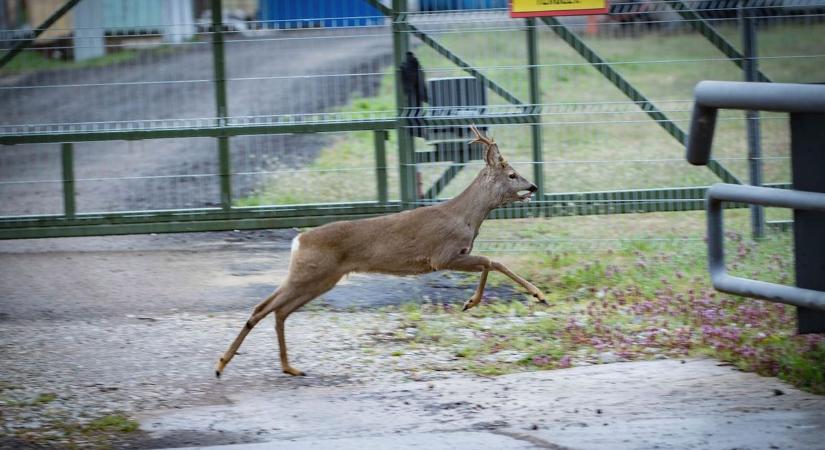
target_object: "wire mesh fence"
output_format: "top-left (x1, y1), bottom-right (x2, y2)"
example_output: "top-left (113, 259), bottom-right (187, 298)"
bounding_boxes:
top-left (0, 0), bottom-right (822, 246)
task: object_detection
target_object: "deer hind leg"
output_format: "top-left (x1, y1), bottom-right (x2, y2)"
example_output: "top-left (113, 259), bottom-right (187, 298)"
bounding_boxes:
top-left (215, 289), bottom-right (283, 378)
top-left (272, 270), bottom-right (344, 376)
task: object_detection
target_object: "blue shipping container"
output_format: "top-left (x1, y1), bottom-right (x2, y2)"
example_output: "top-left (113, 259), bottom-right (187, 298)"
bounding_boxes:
top-left (420, 0), bottom-right (507, 11)
top-left (259, 0), bottom-right (383, 28)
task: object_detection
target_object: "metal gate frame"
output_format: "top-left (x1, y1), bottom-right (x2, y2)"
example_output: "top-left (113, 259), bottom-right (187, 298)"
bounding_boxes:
top-left (0, 0), bottom-right (784, 239)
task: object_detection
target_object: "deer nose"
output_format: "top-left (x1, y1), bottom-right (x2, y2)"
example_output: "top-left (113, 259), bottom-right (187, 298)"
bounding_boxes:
top-left (528, 184), bottom-right (538, 192)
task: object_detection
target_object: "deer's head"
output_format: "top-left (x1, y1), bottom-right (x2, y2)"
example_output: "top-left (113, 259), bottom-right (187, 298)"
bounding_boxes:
top-left (469, 125), bottom-right (537, 206)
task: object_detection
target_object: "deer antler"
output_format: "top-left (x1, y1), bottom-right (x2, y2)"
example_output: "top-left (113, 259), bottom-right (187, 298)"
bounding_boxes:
top-left (469, 124), bottom-right (507, 167)
top-left (468, 124), bottom-right (495, 147)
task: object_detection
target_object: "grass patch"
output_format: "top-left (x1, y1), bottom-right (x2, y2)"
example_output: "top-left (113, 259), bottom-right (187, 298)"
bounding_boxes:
top-left (32, 393), bottom-right (57, 405)
top-left (5, 412), bottom-right (140, 449)
top-left (1, 49), bottom-right (141, 75)
top-left (373, 211), bottom-right (823, 394)
top-left (84, 414), bottom-right (139, 434)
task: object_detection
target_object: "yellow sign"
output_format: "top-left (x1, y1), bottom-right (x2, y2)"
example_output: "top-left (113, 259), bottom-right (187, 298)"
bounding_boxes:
top-left (510, 0), bottom-right (608, 17)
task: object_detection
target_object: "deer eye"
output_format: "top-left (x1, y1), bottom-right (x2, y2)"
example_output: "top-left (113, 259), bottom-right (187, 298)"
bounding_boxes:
top-left (508, 173), bottom-right (516, 179)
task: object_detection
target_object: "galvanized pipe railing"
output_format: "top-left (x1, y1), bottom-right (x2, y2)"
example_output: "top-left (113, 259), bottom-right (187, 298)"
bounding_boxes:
top-left (687, 81), bottom-right (825, 166)
top-left (707, 184), bottom-right (825, 311)
top-left (687, 80), bottom-right (825, 315)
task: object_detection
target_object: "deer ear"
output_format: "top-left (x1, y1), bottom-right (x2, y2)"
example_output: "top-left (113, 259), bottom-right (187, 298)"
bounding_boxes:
top-left (484, 143), bottom-right (503, 167)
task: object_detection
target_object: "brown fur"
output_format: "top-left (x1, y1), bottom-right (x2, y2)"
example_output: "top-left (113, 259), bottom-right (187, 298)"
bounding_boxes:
top-left (216, 126), bottom-right (546, 377)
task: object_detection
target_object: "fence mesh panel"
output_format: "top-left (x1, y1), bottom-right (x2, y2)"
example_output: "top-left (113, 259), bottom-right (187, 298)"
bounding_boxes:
top-left (1, 0), bottom-right (822, 249)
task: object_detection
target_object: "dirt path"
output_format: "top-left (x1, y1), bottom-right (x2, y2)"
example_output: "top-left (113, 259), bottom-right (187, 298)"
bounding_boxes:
top-left (1, 232), bottom-right (823, 449)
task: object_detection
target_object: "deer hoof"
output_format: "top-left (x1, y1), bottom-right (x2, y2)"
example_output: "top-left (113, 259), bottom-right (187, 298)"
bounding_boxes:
top-left (462, 297), bottom-right (480, 311)
top-left (215, 370), bottom-right (221, 379)
top-left (283, 367), bottom-right (306, 376)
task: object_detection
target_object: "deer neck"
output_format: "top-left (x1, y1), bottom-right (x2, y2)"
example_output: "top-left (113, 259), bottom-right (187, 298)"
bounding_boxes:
top-left (441, 171), bottom-right (499, 229)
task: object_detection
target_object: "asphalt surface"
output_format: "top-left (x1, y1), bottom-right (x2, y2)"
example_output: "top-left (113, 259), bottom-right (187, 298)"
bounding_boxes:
top-left (149, 358), bottom-right (825, 450)
top-left (2, 232), bottom-right (824, 450)
top-left (0, 230), bottom-right (517, 322)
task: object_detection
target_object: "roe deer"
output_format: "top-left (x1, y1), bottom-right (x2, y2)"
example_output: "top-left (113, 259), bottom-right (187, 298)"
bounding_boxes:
top-left (216, 126), bottom-right (546, 377)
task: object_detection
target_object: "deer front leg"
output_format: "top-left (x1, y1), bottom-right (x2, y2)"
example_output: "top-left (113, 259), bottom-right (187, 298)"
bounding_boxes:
top-left (463, 266), bottom-right (489, 311)
top-left (439, 255), bottom-right (493, 311)
top-left (491, 261), bottom-right (547, 305)
top-left (441, 255), bottom-right (547, 310)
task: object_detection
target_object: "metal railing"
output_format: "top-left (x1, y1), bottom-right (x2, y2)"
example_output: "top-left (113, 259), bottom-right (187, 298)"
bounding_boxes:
top-left (687, 80), bottom-right (825, 332)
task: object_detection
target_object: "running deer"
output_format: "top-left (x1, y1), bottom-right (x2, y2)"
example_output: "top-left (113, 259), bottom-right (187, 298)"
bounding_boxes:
top-left (216, 126), bottom-right (546, 377)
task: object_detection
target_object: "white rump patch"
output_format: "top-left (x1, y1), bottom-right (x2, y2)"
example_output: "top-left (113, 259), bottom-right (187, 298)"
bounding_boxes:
top-left (291, 235), bottom-right (301, 254)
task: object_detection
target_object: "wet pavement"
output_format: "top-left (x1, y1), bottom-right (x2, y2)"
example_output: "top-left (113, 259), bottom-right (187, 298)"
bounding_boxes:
top-left (1, 231), bottom-right (824, 449)
top-left (146, 359), bottom-right (825, 450)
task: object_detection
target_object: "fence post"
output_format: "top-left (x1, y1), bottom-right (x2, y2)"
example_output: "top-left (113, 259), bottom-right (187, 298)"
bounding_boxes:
top-left (61, 143), bottom-right (76, 218)
top-left (740, 2), bottom-right (764, 238)
top-left (392, 0), bottom-right (417, 209)
top-left (211, 0), bottom-right (232, 210)
top-left (374, 130), bottom-right (389, 204)
top-left (526, 17), bottom-right (545, 208)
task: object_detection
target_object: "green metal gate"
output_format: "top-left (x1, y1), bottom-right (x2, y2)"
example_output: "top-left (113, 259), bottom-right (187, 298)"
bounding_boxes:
top-left (1, 0), bottom-right (821, 239)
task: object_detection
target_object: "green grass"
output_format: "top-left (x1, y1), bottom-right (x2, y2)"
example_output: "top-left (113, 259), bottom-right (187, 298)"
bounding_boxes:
top-left (0, 39), bottom-right (191, 76)
top-left (32, 393), bottom-right (57, 405)
top-left (84, 414), bottom-right (139, 434)
top-left (1, 50), bottom-right (141, 75)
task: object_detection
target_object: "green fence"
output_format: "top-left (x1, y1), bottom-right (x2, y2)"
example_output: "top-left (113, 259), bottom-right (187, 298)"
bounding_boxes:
top-left (1, 0), bottom-right (822, 240)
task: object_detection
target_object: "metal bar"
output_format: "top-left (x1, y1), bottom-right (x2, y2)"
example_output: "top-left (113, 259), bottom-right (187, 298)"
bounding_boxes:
top-left (364, 0), bottom-right (524, 106)
top-left (0, 120), bottom-right (397, 145)
top-left (790, 112), bottom-right (825, 332)
top-left (540, 17), bottom-right (741, 185)
top-left (706, 183), bottom-right (825, 311)
top-left (526, 18), bottom-right (545, 202)
top-left (670, 0), bottom-right (771, 83)
top-left (0, 114), bottom-right (535, 146)
top-left (211, 0), bottom-right (232, 210)
top-left (405, 23), bottom-right (523, 106)
top-left (740, 4), bottom-right (764, 238)
top-left (424, 164), bottom-right (464, 199)
top-left (686, 81), bottom-right (825, 166)
top-left (392, 0), bottom-right (417, 209)
top-left (0, 0), bottom-right (84, 70)
top-left (61, 143), bottom-right (76, 218)
top-left (1, 184), bottom-right (788, 239)
top-left (0, 212), bottom-right (404, 240)
top-left (374, 130), bottom-right (388, 204)
top-left (693, 81), bottom-right (825, 115)
top-left (0, 202), bottom-right (403, 228)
